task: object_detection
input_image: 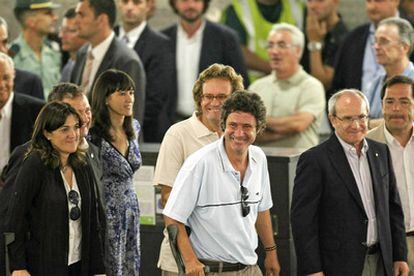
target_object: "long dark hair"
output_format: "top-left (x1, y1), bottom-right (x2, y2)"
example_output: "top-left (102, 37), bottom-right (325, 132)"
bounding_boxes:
top-left (91, 69), bottom-right (135, 142)
top-left (28, 101), bottom-right (85, 169)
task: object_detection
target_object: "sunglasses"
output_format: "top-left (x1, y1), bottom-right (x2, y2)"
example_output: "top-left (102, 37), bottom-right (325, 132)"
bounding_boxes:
top-left (68, 190), bottom-right (81, 221)
top-left (241, 185), bottom-right (250, 217)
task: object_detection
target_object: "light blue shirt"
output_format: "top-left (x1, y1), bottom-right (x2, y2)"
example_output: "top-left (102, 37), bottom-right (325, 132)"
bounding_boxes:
top-left (366, 61), bottom-right (414, 118)
top-left (362, 24), bottom-right (384, 94)
top-left (163, 137), bottom-right (273, 264)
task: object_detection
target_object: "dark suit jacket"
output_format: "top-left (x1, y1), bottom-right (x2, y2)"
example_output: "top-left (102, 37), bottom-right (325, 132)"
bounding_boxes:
top-left (291, 134), bottom-right (407, 276)
top-left (14, 69), bottom-right (44, 100)
top-left (115, 24), bottom-right (174, 142)
top-left (7, 152), bottom-right (104, 275)
top-left (70, 37), bottom-right (146, 126)
top-left (10, 93), bottom-right (44, 153)
top-left (162, 20), bottom-right (249, 121)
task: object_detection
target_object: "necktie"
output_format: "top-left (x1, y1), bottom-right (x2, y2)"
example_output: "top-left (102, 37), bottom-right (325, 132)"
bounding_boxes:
top-left (81, 50), bottom-right (94, 91)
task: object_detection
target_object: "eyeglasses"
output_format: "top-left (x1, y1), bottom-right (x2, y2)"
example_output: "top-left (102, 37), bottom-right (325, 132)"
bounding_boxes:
top-left (334, 114), bottom-right (368, 125)
top-left (201, 94), bottom-right (229, 102)
top-left (68, 190), bottom-right (81, 221)
top-left (265, 42), bottom-right (296, 50)
top-left (240, 185), bottom-right (250, 217)
top-left (373, 38), bottom-right (402, 48)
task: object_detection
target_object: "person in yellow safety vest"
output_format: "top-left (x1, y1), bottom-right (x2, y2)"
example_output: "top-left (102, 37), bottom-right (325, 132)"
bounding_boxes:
top-left (222, 0), bottom-right (304, 82)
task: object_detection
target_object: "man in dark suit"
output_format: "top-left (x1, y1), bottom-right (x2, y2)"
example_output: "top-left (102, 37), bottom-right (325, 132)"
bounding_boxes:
top-left (115, 0), bottom-right (174, 142)
top-left (162, 0), bottom-right (248, 122)
top-left (0, 16), bottom-right (44, 100)
top-left (331, 0), bottom-right (413, 96)
top-left (0, 53), bottom-right (44, 176)
top-left (71, 0), bottom-right (146, 126)
top-left (291, 89), bottom-right (409, 276)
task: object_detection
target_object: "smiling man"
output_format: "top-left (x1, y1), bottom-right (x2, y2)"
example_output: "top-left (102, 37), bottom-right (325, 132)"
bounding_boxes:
top-left (291, 89), bottom-right (408, 276)
top-left (153, 63), bottom-right (244, 275)
top-left (163, 91), bottom-right (280, 276)
top-left (367, 75), bottom-right (414, 275)
top-left (250, 23), bottom-right (325, 149)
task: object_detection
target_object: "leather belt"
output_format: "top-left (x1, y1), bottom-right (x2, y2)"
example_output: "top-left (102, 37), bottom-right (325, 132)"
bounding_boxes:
top-left (200, 259), bottom-right (247, 273)
top-left (407, 231), bottom-right (414, 237)
top-left (366, 243), bottom-right (380, 255)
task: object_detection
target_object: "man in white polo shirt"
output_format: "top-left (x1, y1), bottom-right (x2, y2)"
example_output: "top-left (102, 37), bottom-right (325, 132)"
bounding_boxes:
top-left (163, 91), bottom-right (280, 275)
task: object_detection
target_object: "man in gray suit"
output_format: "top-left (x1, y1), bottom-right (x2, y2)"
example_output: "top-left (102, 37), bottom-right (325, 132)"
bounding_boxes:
top-left (71, 0), bottom-right (146, 125)
top-left (367, 75), bottom-right (414, 275)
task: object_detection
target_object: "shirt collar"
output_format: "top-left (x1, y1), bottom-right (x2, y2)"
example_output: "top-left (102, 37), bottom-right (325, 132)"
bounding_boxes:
top-left (119, 22), bottom-right (147, 46)
top-left (1, 92), bottom-right (14, 119)
top-left (272, 66), bottom-right (305, 85)
top-left (217, 136), bottom-right (258, 173)
top-left (88, 32), bottom-right (115, 61)
top-left (177, 19), bottom-right (206, 40)
top-left (189, 112), bottom-right (219, 139)
top-left (336, 132), bottom-right (369, 156)
top-left (384, 122), bottom-right (414, 147)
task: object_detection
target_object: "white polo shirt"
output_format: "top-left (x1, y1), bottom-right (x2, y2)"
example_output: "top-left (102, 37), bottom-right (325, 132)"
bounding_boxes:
top-left (163, 137), bottom-right (273, 264)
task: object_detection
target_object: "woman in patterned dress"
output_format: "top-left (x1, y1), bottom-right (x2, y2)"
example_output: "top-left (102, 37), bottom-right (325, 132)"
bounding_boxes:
top-left (89, 69), bottom-right (142, 275)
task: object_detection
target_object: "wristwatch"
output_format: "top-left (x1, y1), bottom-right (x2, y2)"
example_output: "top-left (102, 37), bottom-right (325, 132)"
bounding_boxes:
top-left (307, 41), bottom-right (323, 52)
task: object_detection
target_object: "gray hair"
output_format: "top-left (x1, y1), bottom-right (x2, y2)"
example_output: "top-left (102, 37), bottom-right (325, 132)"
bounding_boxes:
top-left (268, 23), bottom-right (305, 57)
top-left (378, 17), bottom-right (414, 55)
top-left (328, 89), bottom-right (370, 116)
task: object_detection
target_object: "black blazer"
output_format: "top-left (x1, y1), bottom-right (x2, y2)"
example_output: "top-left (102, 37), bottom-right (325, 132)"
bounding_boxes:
top-left (14, 69), bottom-right (44, 100)
top-left (10, 93), bottom-right (44, 153)
top-left (115, 24), bottom-right (174, 142)
top-left (162, 20), bottom-right (249, 121)
top-left (291, 135), bottom-right (407, 276)
top-left (8, 152), bottom-right (105, 275)
top-left (70, 37), bottom-right (146, 126)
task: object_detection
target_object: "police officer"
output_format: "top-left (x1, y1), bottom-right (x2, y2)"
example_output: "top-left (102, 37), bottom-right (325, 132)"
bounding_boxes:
top-left (12, 0), bottom-right (61, 99)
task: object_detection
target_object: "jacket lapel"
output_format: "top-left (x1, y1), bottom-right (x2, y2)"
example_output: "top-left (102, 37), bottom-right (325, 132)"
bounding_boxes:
top-left (327, 135), bottom-right (366, 212)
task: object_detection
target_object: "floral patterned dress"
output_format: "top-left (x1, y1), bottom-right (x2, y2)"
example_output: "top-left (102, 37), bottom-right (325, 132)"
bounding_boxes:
top-left (100, 121), bottom-right (142, 275)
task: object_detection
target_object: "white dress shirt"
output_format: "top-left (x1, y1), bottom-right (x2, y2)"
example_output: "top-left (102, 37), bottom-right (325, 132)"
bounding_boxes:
top-left (384, 125), bottom-right (414, 232)
top-left (337, 134), bottom-right (378, 245)
top-left (61, 170), bottom-right (82, 265)
top-left (86, 32), bottom-right (115, 93)
top-left (118, 22), bottom-right (147, 49)
top-left (0, 92), bottom-right (13, 173)
top-left (176, 20), bottom-right (205, 116)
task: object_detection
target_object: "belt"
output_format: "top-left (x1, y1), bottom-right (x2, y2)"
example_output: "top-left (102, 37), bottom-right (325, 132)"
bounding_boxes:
top-left (407, 231), bottom-right (414, 237)
top-left (366, 243), bottom-right (380, 255)
top-left (200, 259), bottom-right (247, 273)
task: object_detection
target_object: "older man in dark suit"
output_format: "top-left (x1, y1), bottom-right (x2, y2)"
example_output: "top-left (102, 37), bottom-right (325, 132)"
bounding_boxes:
top-left (71, 0), bottom-right (146, 126)
top-left (0, 53), bottom-right (44, 176)
top-left (115, 0), bottom-right (174, 142)
top-left (291, 89), bottom-right (409, 276)
top-left (162, 0), bottom-right (248, 123)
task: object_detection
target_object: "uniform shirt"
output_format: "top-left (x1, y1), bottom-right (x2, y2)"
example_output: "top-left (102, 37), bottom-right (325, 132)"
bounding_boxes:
top-left (163, 137), bottom-right (273, 264)
top-left (0, 92), bottom-right (13, 173)
top-left (12, 35), bottom-right (61, 99)
top-left (249, 67), bottom-right (325, 149)
top-left (176, 21), bottom-right (205, 116)
top-left (384, 125), bottom-right (414, 232)
top-left (337, 134), bottom-right (378, 245)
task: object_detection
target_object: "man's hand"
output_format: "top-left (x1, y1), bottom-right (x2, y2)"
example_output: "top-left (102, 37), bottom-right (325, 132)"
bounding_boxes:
top-left (264, 250), bottom-right (281, 276)
top-left (306, 12), bottom-right (327, 43)
top-left (185, 258), bottom-right (205, 276)
top-left (393, 261), bottom-right (409, 276)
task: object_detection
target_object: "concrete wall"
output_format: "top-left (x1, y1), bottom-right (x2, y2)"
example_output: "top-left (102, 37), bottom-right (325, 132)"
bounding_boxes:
top-left (1, 0), bottom-right (368, 41)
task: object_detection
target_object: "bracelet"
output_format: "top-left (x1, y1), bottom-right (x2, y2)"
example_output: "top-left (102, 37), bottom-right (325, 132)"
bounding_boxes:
top-left (264, 244), bottom-right (277, 251)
